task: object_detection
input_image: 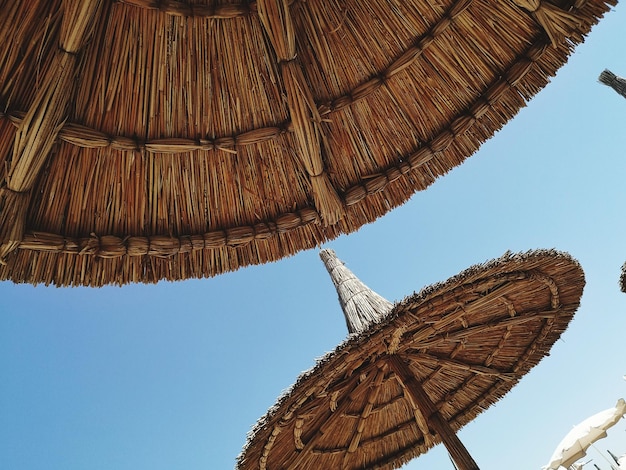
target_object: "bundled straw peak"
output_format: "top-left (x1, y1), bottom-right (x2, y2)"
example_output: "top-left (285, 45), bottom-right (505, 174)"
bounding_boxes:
top-left (599, 69), bottom-right (626, 100)
top-left (319, 249), bottom-right (392, 334)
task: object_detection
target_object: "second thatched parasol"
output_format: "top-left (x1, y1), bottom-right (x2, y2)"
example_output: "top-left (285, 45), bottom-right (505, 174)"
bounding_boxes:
top-left (237, 249), bottom-right (585, 470)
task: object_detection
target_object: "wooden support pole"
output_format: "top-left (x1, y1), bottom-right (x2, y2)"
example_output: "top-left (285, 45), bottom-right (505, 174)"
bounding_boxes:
top-left (388, 354), bottom-right (480, 470)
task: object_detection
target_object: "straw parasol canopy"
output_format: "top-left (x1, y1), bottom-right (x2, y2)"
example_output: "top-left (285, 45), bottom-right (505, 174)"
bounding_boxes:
top-left (598, 71), bottom-right (626, 293)
top-left (237, 249), bottom-right (585, 470)
top-left (0, 1), bottom-right (614, 286)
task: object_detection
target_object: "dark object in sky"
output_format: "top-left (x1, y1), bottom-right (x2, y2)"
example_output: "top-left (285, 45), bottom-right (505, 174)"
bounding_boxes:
top-left (599, 69), bottom-right (626, 99)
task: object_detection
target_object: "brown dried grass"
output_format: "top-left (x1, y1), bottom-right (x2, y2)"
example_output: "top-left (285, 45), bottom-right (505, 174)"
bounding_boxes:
top-left (237, 250), bottom-right (585, 470)
top-left (0, 0), bottom-right (616, 285)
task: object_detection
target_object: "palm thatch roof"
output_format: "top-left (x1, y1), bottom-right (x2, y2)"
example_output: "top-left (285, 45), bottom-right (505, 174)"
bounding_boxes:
top-left (0, 0), bottom-right (614, 286)
top-left (237, 249), bottom-right (585, 470)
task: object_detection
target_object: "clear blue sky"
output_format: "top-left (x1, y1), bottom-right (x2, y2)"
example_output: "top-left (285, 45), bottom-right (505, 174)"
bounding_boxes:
top-left (2, 5), bottom-right (626, 470)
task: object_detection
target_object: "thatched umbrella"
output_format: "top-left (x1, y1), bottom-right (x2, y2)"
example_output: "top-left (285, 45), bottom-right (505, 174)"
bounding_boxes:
top-left (598, 71), bottom-right (626, 293)
top-left (599, 70), bottom-right (626, 99)
top-left (237, 249), bottom-right (585, 470)
top-left (0, 1), bottom-right (614, 286)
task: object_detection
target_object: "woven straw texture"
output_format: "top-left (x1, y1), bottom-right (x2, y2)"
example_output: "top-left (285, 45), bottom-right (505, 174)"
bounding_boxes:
top-left (237, 250), bottom-right (585, 470)
top-left (0, 0), bottom-right (614, 286)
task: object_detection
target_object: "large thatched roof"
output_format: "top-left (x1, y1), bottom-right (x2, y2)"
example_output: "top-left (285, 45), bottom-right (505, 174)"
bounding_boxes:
top-left (237, 249), bottom-right (585, 470)
top-left (0, 0), bottom-right (614, 286)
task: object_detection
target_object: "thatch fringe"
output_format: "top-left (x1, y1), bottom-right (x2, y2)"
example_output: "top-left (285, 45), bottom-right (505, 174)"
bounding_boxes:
top-left (599, 69), bottom-right (626, 99)
top-left (511, 0), bottom-right (583, 47)
top-left (258, 0), bottom-right (344, 226)
top-left (0, 188), bottom-right (29, 263)
top-left (16, 207), bottom-right (320, 257)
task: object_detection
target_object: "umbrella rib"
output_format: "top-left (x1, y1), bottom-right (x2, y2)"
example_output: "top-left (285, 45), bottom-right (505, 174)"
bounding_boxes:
top-left (388, 354), bottom-right (480, 470)
top-left (340, 365), bottom-right (388, 469)
top-left (312, 414), bottom-right (425, 454)
top-left (401, 380), bottom-right (436, 449)
top-left (408, 352), bottom-right (516, 380)
top-left (301, 363), bottom-right (439, 461)
top-left (281, 363), bottom-right (381, 470)
top-left (409, 275), bottom-right (530, 345)
top-left (410, 308), bottom-right (560, 349)
top-left (255, 369), bottom-right (365, 470)
top-left (257, 0), bottom-right (344, 226)
top-left (434, 307), bottom-right (571, 432)
top-left (342, 391), bottom-right (405, 418)
top-left (403, 341), bottom-right (467, 405)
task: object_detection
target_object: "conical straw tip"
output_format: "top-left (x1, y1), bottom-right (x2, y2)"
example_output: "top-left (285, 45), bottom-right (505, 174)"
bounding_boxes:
top-left (319, 249), bottom-right (342, 272)
top-left (599, 69), bottom-right (616, 85)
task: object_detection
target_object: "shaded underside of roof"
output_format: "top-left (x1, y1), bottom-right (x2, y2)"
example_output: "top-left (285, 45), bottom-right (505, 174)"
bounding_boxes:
top-left (0, 0), bottom-right (616, 286)
top-left (236, 250), bottom-right (585, 470)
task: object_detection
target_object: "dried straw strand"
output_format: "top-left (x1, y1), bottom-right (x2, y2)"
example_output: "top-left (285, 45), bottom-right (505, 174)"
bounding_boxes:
top-left (0, 188), bottom-right (29, 262)
top-left (510, 0), bottom-right (583, 46)
top-left (258, 0), bottom-right (344, 226)
top-left (0, 0), bottom-right (103, 261)
top-left (118, 0), bottom-right (253, 18)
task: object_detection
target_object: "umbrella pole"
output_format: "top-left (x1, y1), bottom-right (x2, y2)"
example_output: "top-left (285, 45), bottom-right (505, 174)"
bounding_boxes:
top-left (388, 355), bottom-right (480, 470)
